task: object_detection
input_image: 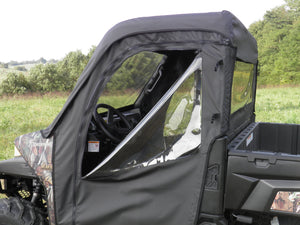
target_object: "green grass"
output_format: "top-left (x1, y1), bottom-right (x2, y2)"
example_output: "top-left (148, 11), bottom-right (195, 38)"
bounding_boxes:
top-left (0, 86), bottom-right (299, 160)
top-left (255, 86), bottom-right (300, 124)
top-left (0, 94), bottom-right (68, 160)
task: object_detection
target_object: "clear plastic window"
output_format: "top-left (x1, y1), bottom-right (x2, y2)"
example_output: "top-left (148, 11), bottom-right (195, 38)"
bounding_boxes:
top-left (231, 61), bottom-right (254, 114)
top-left (100, 51), bottom-right (164, 109)
top-left (143, 72), bottom-right (201, 167)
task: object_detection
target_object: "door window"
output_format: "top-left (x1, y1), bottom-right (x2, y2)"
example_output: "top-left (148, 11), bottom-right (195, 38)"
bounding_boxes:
top-left (83, 52), bottom-right (201, 177)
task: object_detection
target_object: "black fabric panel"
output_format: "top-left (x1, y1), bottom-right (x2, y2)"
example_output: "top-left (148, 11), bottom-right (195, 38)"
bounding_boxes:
top-left (201, 44), bottom-right (229, 152)
top-left (75, 152), bottom-right (204, 225)
top-left (98, 11), bottom-right (257, 64)
top-left (197, 44), bottom-right (234, 216)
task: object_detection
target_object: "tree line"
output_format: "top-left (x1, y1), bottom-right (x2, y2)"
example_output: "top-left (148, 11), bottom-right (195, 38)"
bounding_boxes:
top-left (249, 0), bottom-right (300, 85)
top-left (0, 58), bottom-right (57, 69)
top-left (0, 48), bottom-right (95, 94)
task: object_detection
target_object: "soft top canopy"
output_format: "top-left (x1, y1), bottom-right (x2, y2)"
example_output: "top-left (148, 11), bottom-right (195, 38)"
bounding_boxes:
top-left (101, 11), bottom-right (256, 62)
top-left (42, 10), bottom-right (257, 138)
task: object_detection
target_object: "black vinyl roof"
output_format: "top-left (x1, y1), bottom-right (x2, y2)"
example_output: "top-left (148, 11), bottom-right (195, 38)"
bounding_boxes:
top-left (99, 10), bottom-right (257, 62)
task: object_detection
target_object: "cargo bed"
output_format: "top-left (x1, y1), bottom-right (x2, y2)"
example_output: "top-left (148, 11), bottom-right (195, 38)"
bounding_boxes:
top-left (225, 122), bottom-right (300, 215)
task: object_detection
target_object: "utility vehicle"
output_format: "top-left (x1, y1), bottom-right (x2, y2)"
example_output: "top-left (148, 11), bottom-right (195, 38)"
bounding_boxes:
top-left (0, 11), bottom-right (299, 225)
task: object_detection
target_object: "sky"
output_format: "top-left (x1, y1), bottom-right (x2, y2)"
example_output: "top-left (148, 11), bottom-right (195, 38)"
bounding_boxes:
top-left (0, 0), bottom-right (285, 63)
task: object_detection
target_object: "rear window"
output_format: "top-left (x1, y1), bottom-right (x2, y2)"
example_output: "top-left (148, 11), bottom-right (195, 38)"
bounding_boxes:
top-left (231, 61), bottom-right (254, 114)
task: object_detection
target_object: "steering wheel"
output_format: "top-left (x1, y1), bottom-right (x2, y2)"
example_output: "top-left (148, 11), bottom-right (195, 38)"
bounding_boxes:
top-left (93, 104), bottom-right (133, 143)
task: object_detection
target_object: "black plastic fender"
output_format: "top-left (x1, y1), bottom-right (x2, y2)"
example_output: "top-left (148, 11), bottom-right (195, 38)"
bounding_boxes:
top-left (0, 157), bottom-right (36, 178)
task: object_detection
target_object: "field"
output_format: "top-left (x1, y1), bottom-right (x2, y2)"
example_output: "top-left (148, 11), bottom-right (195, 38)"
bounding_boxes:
top-left (0, 86), bottom-right (299, 160)
top-left (255, 87), bottom-right (300, 124)
top-left (0, 93), bottom-right (68, 160)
